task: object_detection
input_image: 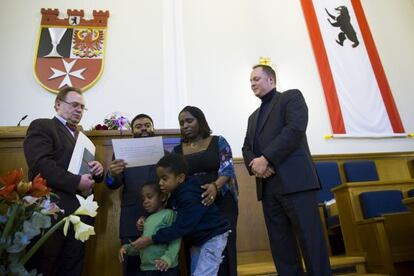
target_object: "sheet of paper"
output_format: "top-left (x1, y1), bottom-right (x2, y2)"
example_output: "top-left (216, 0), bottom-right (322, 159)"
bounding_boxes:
top-left (68, 132), bottom-right (96, 175)
top-left (112, 136), bottom-right (164, 168)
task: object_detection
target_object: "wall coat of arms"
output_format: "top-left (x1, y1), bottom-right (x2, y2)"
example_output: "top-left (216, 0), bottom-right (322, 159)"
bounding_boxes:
top-left (33, 8), bottom-right (110, 93)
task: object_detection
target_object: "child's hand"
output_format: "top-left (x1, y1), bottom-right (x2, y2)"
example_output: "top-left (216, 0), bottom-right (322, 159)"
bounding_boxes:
top-left (154, 259), bottom-right (170, 271)
top-left (118, 246), bottom-right (127, 263)
top-left (136, 216), bottom-right (146, 231)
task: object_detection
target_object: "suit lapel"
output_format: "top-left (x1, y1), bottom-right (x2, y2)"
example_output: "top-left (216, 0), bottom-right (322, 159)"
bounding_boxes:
top-left (249, 108), bottom-right (260, 146)
top-left (257, 91), bottom-right (281, 134)
top-left (53, 117), bottom-right (76, 145)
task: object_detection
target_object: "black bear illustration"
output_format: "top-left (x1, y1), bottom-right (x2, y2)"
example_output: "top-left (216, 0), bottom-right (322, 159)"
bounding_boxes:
top-left (326, 6), bottom-right (359, 48)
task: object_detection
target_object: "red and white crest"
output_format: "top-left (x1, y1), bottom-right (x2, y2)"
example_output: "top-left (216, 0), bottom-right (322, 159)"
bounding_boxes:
top-left (33, 8), bottom-right (110, 93)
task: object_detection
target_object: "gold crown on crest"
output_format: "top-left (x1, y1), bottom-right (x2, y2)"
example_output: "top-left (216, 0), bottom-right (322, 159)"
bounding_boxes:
top-left (258, 56), bottom-right (272, 66)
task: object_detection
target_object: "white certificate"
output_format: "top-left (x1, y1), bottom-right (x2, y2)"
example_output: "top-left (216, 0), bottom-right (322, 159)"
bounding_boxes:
top-left (112, 136), bottom-right (164, 168)
top-left (68, 132), bottom-right (96, 175)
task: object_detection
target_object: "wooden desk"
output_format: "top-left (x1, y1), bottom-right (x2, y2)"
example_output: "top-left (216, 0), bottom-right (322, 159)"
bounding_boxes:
top-left (332, 180), bottom-right (414, 256)
top-left (403, 197), bottom-right (414, 223)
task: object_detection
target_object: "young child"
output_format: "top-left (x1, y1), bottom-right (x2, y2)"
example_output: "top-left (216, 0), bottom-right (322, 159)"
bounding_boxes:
top-left (119, 181), bottom-right (181, 276)
top-left (131, 153), bottom-right (230, 276)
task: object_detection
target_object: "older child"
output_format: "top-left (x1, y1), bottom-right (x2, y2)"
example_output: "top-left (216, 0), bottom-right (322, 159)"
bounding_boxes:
top-left (131, 153), bottom-right (230, 276)
top-left (119, 182), bottom-right (180, 276)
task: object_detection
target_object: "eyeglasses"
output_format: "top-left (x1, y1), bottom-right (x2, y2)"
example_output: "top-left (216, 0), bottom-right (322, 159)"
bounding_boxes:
top-left (60, 99), bottom-right (88, 111)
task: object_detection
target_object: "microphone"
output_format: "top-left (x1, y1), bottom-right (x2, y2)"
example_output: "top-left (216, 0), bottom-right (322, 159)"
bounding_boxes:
top-left (17, 115), bottom-right (28, 127)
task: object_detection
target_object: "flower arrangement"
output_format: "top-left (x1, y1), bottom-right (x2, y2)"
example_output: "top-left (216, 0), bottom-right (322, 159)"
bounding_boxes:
top-left (92, 112), bottom-right (131, 131)
top-left (0, 169), bottom-right (98, 275)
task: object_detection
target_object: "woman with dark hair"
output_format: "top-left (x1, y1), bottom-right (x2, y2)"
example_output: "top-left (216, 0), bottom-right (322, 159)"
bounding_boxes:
top-left (173, 106), bottom-right (239, 276)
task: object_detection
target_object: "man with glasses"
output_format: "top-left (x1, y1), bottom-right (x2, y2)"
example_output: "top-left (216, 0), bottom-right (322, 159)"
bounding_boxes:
top-left (24, 86), bottom-right (104, 275)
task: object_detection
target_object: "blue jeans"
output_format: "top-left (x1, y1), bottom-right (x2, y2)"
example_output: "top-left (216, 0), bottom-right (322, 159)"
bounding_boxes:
top-left (190, 231), bottom-right (229, 276)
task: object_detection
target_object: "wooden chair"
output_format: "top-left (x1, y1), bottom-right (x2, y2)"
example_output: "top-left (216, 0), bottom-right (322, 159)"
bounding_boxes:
top-left (403, 189), bottom-right (414, 222)
top-left (357, 190), bottom-right (414, 275)
top-left (343, 160), bottom-right (379, 182)
top-left (315, 162), bottom-right (344, 255)
top-left (332, 181), bottom-right (414, 275)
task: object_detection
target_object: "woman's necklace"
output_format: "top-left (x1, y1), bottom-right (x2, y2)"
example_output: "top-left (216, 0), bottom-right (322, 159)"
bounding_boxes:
top-left (188, 138), bottom-right (202, 148)
top-left (189, 141), bottom-right (199, 148)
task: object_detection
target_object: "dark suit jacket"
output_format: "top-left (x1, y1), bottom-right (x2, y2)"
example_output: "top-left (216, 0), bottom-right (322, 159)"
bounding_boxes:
top-left (242, 89), bottom-right (320, 200)
top-left (24, 117), bottom-right (102, 216)
top-left (105, 165), bottom-right (157, 238)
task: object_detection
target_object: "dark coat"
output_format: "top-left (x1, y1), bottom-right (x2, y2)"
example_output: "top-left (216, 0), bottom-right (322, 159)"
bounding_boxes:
top-left (152, 177), bottom-right (229, 247)
top-left (24, 117), bottom-right (102, 215)
top-left (242, 89), bottom-right (320, 200)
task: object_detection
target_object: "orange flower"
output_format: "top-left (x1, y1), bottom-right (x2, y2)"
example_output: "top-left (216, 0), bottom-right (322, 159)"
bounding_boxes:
top-left (0, 168), bottom-right (23, 187)
top-left (0, 168), bottom-right (22, 201)
top-left (29, 174), bottom-right (51, 197)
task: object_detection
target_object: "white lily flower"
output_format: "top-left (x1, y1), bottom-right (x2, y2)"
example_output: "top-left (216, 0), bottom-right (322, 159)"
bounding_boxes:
top-left (74, 194), bottom-right (98, 217)
top-left (74, 220), bottom-right (95, 242)
top-left (63, 215), bottom-right (81, 236)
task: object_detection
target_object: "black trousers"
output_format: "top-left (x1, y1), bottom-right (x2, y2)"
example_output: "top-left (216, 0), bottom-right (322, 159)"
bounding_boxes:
top-left (26, 228), bottom-right (86, 276)
top-left (138, 266), bottom-right (180, 276)
top-left (216, 192), bottom-right (239, 276)
top-left (261, 185), bottom-right (331, 276)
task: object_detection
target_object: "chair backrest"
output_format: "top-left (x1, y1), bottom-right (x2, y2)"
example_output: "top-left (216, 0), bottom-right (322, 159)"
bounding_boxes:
top-left (315, 162), bottom-right (342, 203)
top-left (359, 190), bottom-right (408, 219)
top-left (343, 160), bottom-right (379, 182)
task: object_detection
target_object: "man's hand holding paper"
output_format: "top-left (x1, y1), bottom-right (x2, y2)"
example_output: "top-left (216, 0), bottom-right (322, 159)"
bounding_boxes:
top-left (109, 159), bottom-right (128, 176)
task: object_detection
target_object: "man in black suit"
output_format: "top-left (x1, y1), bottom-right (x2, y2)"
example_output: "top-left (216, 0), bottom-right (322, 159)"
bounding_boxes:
top-left (105, 114), bottom-right (157, 276)
top-left (242, 65), bottom-right (331, 276)
top-left (24, 86), bottom-right (104, 276)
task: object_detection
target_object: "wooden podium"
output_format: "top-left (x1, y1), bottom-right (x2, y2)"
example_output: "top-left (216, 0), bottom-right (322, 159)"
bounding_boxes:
top-left (0, 126), bottom-right (180, 276)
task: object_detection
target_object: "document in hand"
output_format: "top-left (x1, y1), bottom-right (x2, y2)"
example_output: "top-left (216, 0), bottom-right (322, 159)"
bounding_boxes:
top-left (112, 136), bottom-right (164, 168)
top-left (68, 132), bottom-right (96, 175)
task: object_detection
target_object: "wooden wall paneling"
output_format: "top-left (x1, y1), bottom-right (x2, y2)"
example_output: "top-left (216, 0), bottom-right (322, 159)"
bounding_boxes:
top-left (375, 159), bottom-right (412, 181)
top-left (0, 127), bottom-right (29, 180)
top-left (0, 144), bottom-right (28, 180)
top-left (234, 161), bottom-right (270, 252)
top-left (82, 135), bottom-right (123, 276)
top-left (407, 159), bottom-right (414, 178)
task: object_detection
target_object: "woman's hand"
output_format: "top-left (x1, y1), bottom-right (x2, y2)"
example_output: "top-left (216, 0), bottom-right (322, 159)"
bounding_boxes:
top-left (201, 183), bottom-right (218, 206)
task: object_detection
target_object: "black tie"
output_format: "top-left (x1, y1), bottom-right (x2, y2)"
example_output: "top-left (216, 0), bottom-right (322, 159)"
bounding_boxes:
top-left (66, 122), bottom-right (79, 140)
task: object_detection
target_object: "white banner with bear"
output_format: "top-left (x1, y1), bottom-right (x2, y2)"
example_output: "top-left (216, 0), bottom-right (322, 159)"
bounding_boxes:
top-left (301, 0), bottom-right (405, 137)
